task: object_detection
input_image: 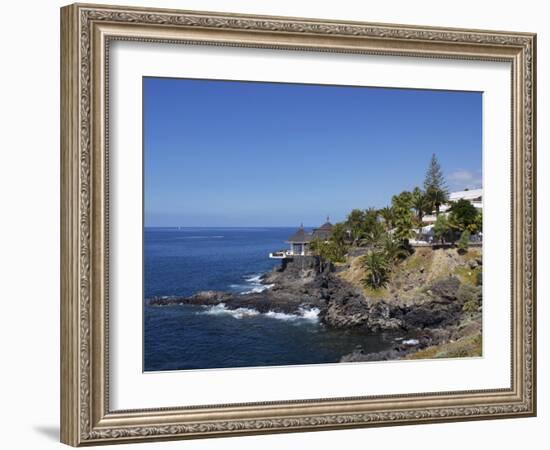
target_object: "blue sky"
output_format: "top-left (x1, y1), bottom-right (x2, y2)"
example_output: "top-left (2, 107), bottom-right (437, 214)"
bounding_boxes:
top-left (144, 77), bottom-right (482, 227)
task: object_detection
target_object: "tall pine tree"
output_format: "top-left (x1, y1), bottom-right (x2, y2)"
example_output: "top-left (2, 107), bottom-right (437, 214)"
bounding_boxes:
top-left (423, 154), bottom-right (449, 215)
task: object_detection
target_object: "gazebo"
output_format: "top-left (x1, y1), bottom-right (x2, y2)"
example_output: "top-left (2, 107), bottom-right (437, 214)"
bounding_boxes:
top-left (311, 217), bottom-right (334, 241)
top-left (286, 225), bottom-right (311, 256)
top-left (269, 219), bottom-right (335, 259)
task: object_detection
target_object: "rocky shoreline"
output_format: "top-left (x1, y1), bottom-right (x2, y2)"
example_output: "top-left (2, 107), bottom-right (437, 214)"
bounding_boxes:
top-left (148, 256), bottom-right (327, 315)
top-left (148, 251), bottom-right (482, 362)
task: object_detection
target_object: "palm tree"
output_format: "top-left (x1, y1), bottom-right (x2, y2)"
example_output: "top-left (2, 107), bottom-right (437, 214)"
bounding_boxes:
top-left (360, 222), bottom-right (384, 248)
top-left (309, 238), bottom-right (328, 273)
top-left (411, 187), bottom-right (430, 238)
top-left (346, 209), bottom-right (365, 246)
top-left (379, 206), bottom-right (394, 231)
top-left (365, 207), bottom-right (379, 219)
top-left (359, 207), bottom-right (382, 247)
top-left (361, 251), bottom-right (390, 289)
top-left (433, 214), bottom-right (450, 244)
top-left (426, 186), bottom-right (448, 216)
top-left (391, 191), bottom-right (415, 244)
top-left (411, 187), bottom-right (428, 222)
top-left (381, 235), bottom-right (409, 264)
top-left (330, 222), bottom-right (349, 247)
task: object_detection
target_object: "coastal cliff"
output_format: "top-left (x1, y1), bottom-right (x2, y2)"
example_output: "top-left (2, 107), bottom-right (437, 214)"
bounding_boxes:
top-left (335, 246), bottom-right (482, 360)
top-left (149, 247), bottom-right (482, 361)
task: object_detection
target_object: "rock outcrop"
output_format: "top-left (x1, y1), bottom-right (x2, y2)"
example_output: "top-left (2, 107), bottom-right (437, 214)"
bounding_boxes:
top-left (148, 256), bottom-right (329, 315)
top-left (149, 248), bottom-right (482, 362)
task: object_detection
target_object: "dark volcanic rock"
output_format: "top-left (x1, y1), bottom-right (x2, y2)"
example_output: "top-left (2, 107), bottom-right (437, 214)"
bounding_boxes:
top-left (394, 277), bottom-right (464, 331)
top-left (148, 256), bottom-right (329, 315)
top-left (341, 348), bottom-right (410, 362)
top-left (339, 328), bottom-right (452, 362)
top-left (148, 290), bottom-right (231, 306)
top-left (148, 289), bottom-right (319, 315)
top-left (148, 260), bottom-right (470, 351)
top-left (321, 275), bottom-right (467, 335)
top-left (319, 276), bottom-right (403, 332)
top-left (400, 303), bottom-right (462, 330)
top-left (426, 276), bottom-right (461, 301)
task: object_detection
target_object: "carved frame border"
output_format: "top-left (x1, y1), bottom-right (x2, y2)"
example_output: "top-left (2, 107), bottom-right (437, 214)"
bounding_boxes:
top-left (60, 3), bottom-right (536, 446)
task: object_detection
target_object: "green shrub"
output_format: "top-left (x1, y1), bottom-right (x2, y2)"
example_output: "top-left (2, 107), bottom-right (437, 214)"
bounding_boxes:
top-left (433, 214), bottom-right (452, 243)
top-left (457, 230), bottom-right (471, 254)
top-left (449, 199), bottom-right (480, 234)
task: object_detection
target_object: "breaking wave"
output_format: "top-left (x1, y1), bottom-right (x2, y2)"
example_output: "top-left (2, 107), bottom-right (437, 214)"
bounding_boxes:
top-left (199, 304), bottom-right (320, 322)
top-left (265, 307), bottom-right (320, 321)
top-left (230, 273), bottom-right (274, 294)
top-left (201, 303), bottom-right (260, 319)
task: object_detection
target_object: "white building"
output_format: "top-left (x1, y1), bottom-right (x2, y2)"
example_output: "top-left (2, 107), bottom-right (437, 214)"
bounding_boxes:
top-left (449, 188), bottom-right (483, 209)
top-left (423, 188), bottom-right (482, 224)
top-left (412, 188), bottom-right (483, 245)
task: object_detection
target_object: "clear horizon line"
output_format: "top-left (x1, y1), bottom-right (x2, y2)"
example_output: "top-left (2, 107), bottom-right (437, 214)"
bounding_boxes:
top-left (144, 225), bottom-right (312, 228)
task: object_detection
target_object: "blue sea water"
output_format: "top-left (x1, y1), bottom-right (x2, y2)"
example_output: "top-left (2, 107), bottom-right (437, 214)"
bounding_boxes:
top-left (144, 227), bottom-right (393, 371)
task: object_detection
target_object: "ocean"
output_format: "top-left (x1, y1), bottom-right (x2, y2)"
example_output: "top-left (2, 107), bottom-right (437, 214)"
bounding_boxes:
top-left (144, 227), bottom-right (393, 371)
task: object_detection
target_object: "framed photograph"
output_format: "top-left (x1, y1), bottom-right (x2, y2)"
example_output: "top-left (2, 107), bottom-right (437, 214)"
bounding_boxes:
top-left (60, 3), bottom-right (536, 446)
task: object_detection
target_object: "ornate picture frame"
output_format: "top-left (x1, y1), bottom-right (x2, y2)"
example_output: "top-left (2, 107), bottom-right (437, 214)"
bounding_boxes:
top-left (60, 3), bottom-right (536, 446)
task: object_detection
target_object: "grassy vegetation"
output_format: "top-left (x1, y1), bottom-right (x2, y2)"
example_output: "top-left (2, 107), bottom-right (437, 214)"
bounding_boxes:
top-left (406, 334), bottom-right (482, 360)
top-left (463, 248), bottom-right (481, 262)
top-left (402, 253), bottom-right (424, 270)
top-left (361, 285), bottom-right (388, 299)
top-left (454, 266), bottom-right (482, 286)
top-left (379, 249), bottom-right (421, 281)
top-left (340, 245), bottom-right (482, 310)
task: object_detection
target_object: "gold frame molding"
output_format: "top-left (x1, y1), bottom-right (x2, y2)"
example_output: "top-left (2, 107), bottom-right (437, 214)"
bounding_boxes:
top-left (60, 3), bottom-right (537, 446)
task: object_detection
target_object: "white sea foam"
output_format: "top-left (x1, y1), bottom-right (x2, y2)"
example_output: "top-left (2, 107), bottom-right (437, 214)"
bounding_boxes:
top-left (232, 273), bottom-right (274, 294)
top-left (242, 284), bottom-right (274, 294)
top-left (264, 311), bottom-right (295, 320)
top-left (229, 283), bottom-right (273, 294)
top-left (201, 303), bottom-right (260, 319)
top-left (263, 307), bottom-right (320, 321)
top-left (199, 304), bottom-right (320, 322)
top-left (298, 307), bottom-right (321, 321)
top-left (244, 274), bottom-right (263, 283)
